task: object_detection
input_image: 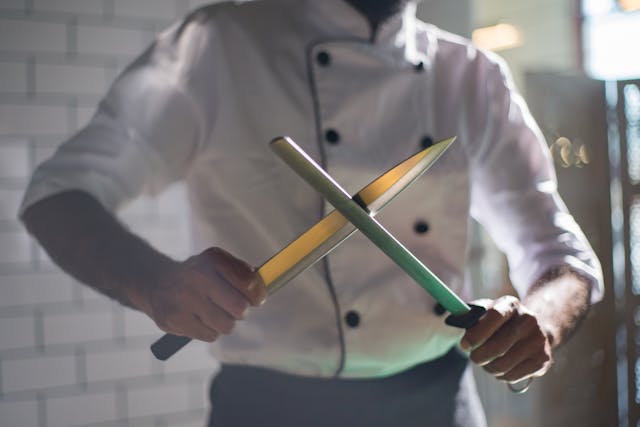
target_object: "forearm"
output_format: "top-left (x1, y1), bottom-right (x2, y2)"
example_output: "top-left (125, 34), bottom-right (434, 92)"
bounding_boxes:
top-left (21, 190), bottom-right (178, 313)
top-left (523, 265), bottom-right (592, 349)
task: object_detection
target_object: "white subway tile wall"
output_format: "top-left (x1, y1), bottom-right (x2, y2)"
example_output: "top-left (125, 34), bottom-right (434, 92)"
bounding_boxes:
top-left (0, 400), bottom-right (39, 427)
top-left (0, 189), bottom-right (24, 221)
top-left (127, 383), bottom-right (193, 418)
top-left (0, 315), bottom-right (37, 351)
top-left (32, 0), bottom-right (105, 16)
top-left (45, 390), bottom-right (120, 427)
top-left (0, 19), bottom-right (68, 54)
top-left (0, 1), bottom-right (219, 426)
top-left (0, 61), bottom-right (28, 94)
top-left (0, 272), bottom-right (76, 307)
top-left (0, 142), bottom-right (30, 178)
top-left (35, 62), bottom-right (110, 95)
top-left (0, 230), bottom-right (32, 264)
top-left (42, 310), bottom-right (116, 346)
top-left (113, 0), bottom-right (179, 21)
top-left (0, 104), bottom-right (69, 136)
top-left (76, 25), bottom-right (151, 57)
top-left (84, 347), bottom-right (158, 382)
top-left (2, 354), bottom-right (78, 393)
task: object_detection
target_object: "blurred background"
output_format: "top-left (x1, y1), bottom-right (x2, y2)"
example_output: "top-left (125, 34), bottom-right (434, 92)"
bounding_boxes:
top-left (0, 0), bottom-right (638, 426)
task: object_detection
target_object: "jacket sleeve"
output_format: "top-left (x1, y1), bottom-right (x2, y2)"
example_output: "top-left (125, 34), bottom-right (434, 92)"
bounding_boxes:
top-left (467, 53), bottom-right (604, 302)
top-left (20, 19), bottom-right (209, 215)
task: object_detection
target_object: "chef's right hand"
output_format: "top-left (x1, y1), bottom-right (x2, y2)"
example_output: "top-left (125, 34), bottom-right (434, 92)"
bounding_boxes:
top-left (143, 247), bottom-right (266, 342)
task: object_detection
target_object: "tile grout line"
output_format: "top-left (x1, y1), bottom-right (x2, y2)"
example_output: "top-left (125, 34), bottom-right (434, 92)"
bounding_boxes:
top-left (0, 355), bottom-right (3, 398)
top-left (37, 392), bottom-right (47, 427)
top-left (66, 16), bottom-right (78, 60)
top-left (34, 307), bottom-right (45, 353)
top-left (27, 54), bottom-right (36, 99)
top-left (76, 346), bottom-right (88, 391)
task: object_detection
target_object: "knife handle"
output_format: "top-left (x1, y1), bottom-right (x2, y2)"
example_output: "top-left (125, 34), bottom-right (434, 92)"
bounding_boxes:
top-left (150, 334), bottom-right (191, 361)
top-left (444, 304), bottom-right (487, 329)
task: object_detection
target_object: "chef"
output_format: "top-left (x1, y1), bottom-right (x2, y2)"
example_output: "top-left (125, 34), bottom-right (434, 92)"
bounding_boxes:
top-left (20, 0), bottom-right (603, 425)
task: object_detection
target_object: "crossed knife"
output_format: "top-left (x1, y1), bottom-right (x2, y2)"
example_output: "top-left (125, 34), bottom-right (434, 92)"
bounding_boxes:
top-left (151, 136), bottom-right (485, 361)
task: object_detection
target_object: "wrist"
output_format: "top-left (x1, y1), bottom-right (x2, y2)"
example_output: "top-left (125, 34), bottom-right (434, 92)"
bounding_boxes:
top-left (524, 265), bottom-right (591, 349)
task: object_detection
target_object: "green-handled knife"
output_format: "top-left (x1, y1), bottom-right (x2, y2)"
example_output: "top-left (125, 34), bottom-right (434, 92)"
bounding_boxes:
top-left (269, 137), bottom-right (486, 324)
top-left (151, 136), bottom-right (456, 360)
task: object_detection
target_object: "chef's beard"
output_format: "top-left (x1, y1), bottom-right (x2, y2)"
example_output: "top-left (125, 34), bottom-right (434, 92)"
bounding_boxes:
top-left (344, 0), bottom-right (409, 27)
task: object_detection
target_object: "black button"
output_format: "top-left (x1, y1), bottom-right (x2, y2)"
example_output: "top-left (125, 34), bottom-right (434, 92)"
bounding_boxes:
top-left (345, 310), bottom-right (360, 328)
top-left (325, 129), bottom-right (340, 144)
top-left (414, 61), bottom-right (424, 72)
top-left (420, 135), bottom-right (434, 149)
top-left (433, 303), bottom-right (447, 316)
top-left (414, 220), bottom-right (430, 234)
top-left (316, 51), bottom-right (331, 66)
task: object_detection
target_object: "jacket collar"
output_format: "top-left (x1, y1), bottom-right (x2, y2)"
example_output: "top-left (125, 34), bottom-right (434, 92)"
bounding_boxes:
top-left (297, 0), bottom-right (419, 50)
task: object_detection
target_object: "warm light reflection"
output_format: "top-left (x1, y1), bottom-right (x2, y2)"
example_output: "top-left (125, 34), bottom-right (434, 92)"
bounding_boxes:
top-left (550, 136), bottom-right (591, 168)
top-left (620, 0), bottom-right (640, 12)
top-left (472, 23), bottom-right (523, 52)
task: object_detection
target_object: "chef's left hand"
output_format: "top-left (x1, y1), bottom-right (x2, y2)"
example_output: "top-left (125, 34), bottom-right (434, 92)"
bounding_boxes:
top-left (460, 296), bottom-right (553, 383)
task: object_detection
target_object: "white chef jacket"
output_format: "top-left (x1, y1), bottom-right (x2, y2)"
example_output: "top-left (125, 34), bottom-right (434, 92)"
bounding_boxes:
top-left (21, 0), bottom-right (604, 378)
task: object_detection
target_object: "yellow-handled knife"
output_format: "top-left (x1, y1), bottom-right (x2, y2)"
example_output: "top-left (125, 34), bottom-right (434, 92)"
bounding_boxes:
top-left (151, 137), bottom-right (455, 360)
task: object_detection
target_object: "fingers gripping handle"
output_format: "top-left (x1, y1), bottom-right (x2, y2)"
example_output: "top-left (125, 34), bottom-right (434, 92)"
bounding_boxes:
top-left (445, 304), bottom-right (534, 395)
top-left (151, 334), bottom-right (191, 361)
top-left (444, 304), bottom-right (486, 329)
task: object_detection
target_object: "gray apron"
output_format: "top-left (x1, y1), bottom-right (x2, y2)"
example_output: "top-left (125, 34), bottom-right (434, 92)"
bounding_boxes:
top-left (207, 349), bottom-right (487, 426)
